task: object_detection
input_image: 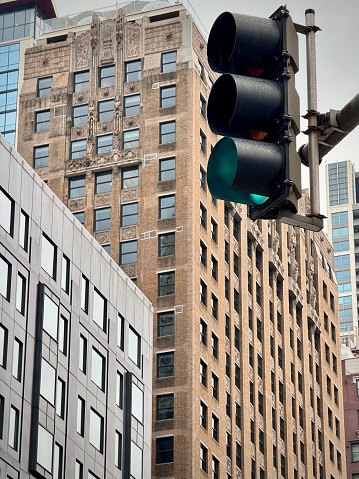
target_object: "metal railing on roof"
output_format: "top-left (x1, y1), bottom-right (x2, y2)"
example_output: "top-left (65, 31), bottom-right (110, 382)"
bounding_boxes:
top-left (43, 0), bottom-right (208, 38)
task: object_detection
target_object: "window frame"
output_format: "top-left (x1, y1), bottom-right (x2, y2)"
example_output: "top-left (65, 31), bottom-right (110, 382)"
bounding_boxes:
top-left (160, 85), bottom-right (176, 108)
top-left (99, 65), bottom-right (115, 87)
top-left (74, 70), bottom-right (89, 92)
top-left (161, 51), bottom-right (177, 72)
top-left (35, 109), bottom-right (50, 132)
top-left (34, 144), bottom-right (49, 168)
top-left (160, 120), bottom-right (176, 144)
top-left (37, 76), bottom-right (52, 97)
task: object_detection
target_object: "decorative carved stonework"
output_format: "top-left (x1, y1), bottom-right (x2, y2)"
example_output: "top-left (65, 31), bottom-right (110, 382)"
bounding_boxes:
top-left (75, 33), bottom-right (91, 69)
top-left (100, 22), bottom-right (115, 62)
top-left (121, 226), bottom-right (137, 241)
top-left (20, 92), bottom-right (36, 101)
top-left (95, 193), bottom-right (111, 207)
top-left (99, 86), bottom-right (115, 99)
top-left (122, 188), bottom-right (138, 202)
top-left (143, 67), bottom-right (161, 78)
top-left (94, 230), bottom-right (110, 244)
top-left (67, 152), bottom-right (141, 174)
top-left (69, 198), bottom-right (85, 211)
top-left (71, 126), bottom-right (88, 140)
top-left (121, 263), bottom-right (137, 278)
top-left (86, 170), bottom-right (94, 182)
top-left (97, 120), bottom-right (114, 134)
top-left (51, 87), bottom-right (67, 103)
top-left (114, 96), bottom-right (121, 134)
top-left (73, 91), bottom-right (89, 104)
top-left (116, 13), bottom-right (124, 44)
top-left (123, 116), bottom-right (139, 129)
top-left (126, 26), bottom-right (140, 57)
top-left (124, 82), bottom-right (140, 95)
top-left (113, 165), bottom-right (121, 176)
top-left (90, 15), bottom-right (99, 49)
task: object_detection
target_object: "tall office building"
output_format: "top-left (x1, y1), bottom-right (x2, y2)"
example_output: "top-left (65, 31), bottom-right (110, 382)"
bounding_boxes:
top-left (0, 0), bottom-right (57, 147)
top-left (0, 134), bottom-right (153, 477)
top-left (16, 1), bottom-right (346, 478)
top-left (326, 160), bottom-right (358, 333)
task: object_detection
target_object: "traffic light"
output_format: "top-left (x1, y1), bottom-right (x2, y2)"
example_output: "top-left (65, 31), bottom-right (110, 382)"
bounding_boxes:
top-left (207, 6), bottom-right (301, 220)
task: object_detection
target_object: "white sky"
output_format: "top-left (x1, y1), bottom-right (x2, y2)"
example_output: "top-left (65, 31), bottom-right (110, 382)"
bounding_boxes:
top-left (53, 0), bottom-right (359, 217)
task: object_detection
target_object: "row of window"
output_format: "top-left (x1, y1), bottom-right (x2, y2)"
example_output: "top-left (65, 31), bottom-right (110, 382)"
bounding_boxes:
top-left (37, 52), bottom-right (177, 99)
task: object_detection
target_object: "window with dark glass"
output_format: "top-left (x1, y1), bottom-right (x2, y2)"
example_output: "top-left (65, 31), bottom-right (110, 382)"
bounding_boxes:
top-left (158, 311), bottom-right (175, 337)
top-left (120, 240), bottom-right (137, 265)
top-left (98, 99), bottom-right (114, 122)
top-left (212, 372), bottom-right (219, 399)
top-left (123, 129), bottom-right (139, 149)
top-left (212, 332), bottom-right (218, 359)
top-left (212, 414), bottom-right (219, 441)
top-left (160, 121), bottom-right (176, 144)
top-left (159, 232), bottom-right (175, 256)
top-left (160, 85), bottom-right (176, 108)
top-left (116, 371), bottom-right (123, 408)
top-left (59, 315), bottom-right (68, 356)
top-left (211, 255), bottom-right (218, 280)
top-left (79, 335), bottom-right (87, 373)
top-left (94, 207), bottom-right (111, 231)
top-left (9, 405), bottom-right (19, 451)
top-left (56, 377), bottom-right (65, 419)
top-left (122, 166), bottom-right (139, 189)
top-left (157, 351), bottom-right (174, 377)
top-left (99, 65), bottom-right (115, 87)
top-left (156, 393), bottom-right (174, 420)
top-left (158, 271), bottom-right (175, 296)
top-left (159, 194), bottom-right (175, 218)
top-left (200, 443), bottom-right (208, 472)
top-left (200, 401), bottom-right (207, 429)
top-left (200, 279), bottom-right (207, 306)
top-left (61, 254), bottom-right (70, 294)
top-left (35, 109), bottom-right (50, 132)
top-left (125, 60), bottom-right (141, 82)
top-left (124, 94), bottom-right (140, 116)
top-left (200, 240), bottom-right (207, 267)
top-left (211, 218), bottom-right (218, 243)
top-left (19, 210), bottom-right (29, 251)
top-left (0, 324), bottom-right (8, 369)
top-left (200, 166), bottom-right (207, 191)
top-left (69, 175), bottom-right (85, 198)
top-left (97, 134), bottom-right (113, 154)
top-left (156, 436), bottom-right (174, 464)
top-left (71, 139), bottom-right (87, 159)
top-left (121, 202), bottom-right (138, 227)
top-left (200, 203), bottom-right (207, 229)
top-left (161, 51), bottom-right (177, 72)
top-left (74, 70), bottom-right (89, 92)
top-left (159, 157), bottom-right (175, 181)
top-left (12, 338), bottom-right (22, 381)
top-left (81, 275), bottom-right (89, 313)
top-left (72, 104), bottom-right (88, 127)
top-left (200, 129), bottom-right (206, 154)
top-left (211, 293), bottom-right (218, 319)
top-left (200, 94), bottom-right (206, 117)
top-left (37, 77), bottom-right (52, 97)
top-left (34, 144), bottom-right (49, 168)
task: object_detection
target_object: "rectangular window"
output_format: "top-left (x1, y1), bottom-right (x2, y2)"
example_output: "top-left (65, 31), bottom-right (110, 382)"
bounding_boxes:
top-left (34, 144), bottom-right (49, 168)
top-left (212, 332), bottom-right (218, 359)
top-left (81, 275), bottom-right (89, 313)
top-left (89, 408), bottom-right (104, 453)
top-left (72, 104), bottom-right (88, 126)
top-left (122, 166), bottom-right (139, 189)
top-left (131, 382), bottom-right (143, 423)
top-left (40, 358), bottom-right (56, 404)
top-left (43, 294), bottom-right (59, 341)
top-left (234, 325), bottom-right (240, 350)
top-left (35, 109), bottom-right (50, 132)
top-left (120, 240), bottom-right (138, 265)
top-left (75, 460), bottom-right (83, 479)
top-left (156, 436), bottom-right (174, 464)
top-left (95, 170), bottom-right (112, 194)
top-left (94, 207), bottom-right (111, 231)
top-left (157, 393), bottom-right (174, 420)
top-left (200, 166), bottom-right (207, 191)
top-left (125, 60), bottom-right (141, 82)
top-left (212, 372), bottom-right (219, 399)
top-left (200, 400), bottom-right (207, 429)
top-left (211, 218), bottom-right (218, 243)
top-left (38, 76), bottom-right (52, 97)
top-left (98, 99), bottom-right (114, 122)
top-left (93, 288), bottom-right (107, 331)
top-left (200, 443), bottom-right (208, 472)
top-left (19, 210), bottom-right (29, 251)
top-left (211, 294), bottom-right (218, 319)
top-left (158, 271), bottom-right (175, 296)
top-left (12, 338), bottom-right (22, 381)
top-left (160, 121), bottom-right (176, 144)
top-left (0, 188), bottom-right (14, 235)
top-left (159, 194), bottom-right (175, 218)
top-left (157, 351), bottom-right (174, 378)
top-left (211, 255), bottom-right (218, 280)
top-left (0, 324), bottom-right (8, 369)
top-left (74, 70), bottom-right (89, 92)
top-left (56, 377), bottom-right (65, 418)
top-left (71, 139), bottom-right (87, 159)
top-left (159, 157), bottom-right (175, 181)
top-left (116, 371), bottom-right (123, 408)
top-left (159, 232), bottom-right (175, 256)
top-left (99, 65), bottom-right (115, 87)
top-left (200, 203), bottom-right (207, 229)
top-left (0, 256), bottom-right (11, 301)
top-left (200, 319), bottom-right (207, 345)
top-left (124, 94), bottom-right (140, 116)
top-left (115, 430), bottom-right (122, 469)
top-left (61, 254), bottom-right (70, 294)
top-left (79, 335), bottom-right (87, 373)
top-left (158, 311), bottom-right (175, 337)
top-left (200, 359), bottom-right (207, 387)
top-left (200, 129), bottom-right (206, 154)
top-left (200, 240), bottom-right (207, 267)
top-left (212, 414), bottom-right (219, 441)
top-left (200, 94), bottom-right (206, 118)
top-left (123, 129), bottom-right (139, 149)
top-left (128, 326), bottom-right (141, 367)
top-left (91, 347), bottom-right (105, 390)
top-left (200, 279), bottom-right (207, 306)
top-left (59, 315), bottom-right (68, 356)
top-left (97, 134), bottom-right (113, 154)
top-left (69, 175), bottom-right (85, 198)
top-left (161, 51), bottom-right (177, 72)
top-left (9, 405), bottom-right (19, 450)
top-left (121, 202), bottom-right (138, 226)
top-left (161, 85), bottom-right (176, 108)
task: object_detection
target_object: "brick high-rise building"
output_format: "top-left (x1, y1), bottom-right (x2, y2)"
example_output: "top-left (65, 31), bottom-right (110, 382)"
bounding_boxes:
top-left (16, 1), bottom-right (347, 478)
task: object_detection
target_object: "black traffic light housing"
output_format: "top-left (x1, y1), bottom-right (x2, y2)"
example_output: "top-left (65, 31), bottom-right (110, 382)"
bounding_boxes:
top-left (207, 6), bottom-right (301, 220)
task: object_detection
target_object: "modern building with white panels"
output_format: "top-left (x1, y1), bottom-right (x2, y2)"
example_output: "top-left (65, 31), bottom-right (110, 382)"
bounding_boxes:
top-left (0, 134), bottom-right (153, 478)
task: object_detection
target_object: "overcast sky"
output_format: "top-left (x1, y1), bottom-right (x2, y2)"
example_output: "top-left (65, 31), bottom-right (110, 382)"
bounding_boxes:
top-left (54, 0), bottom-right (359, 217)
